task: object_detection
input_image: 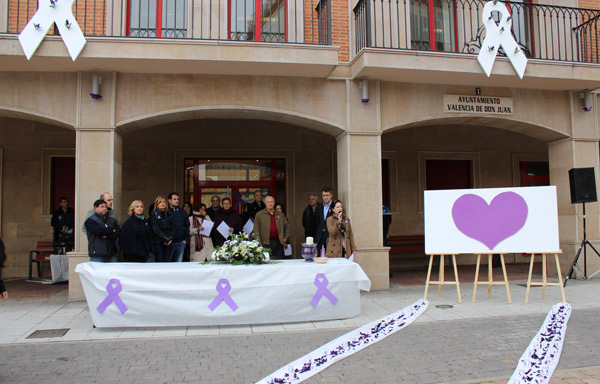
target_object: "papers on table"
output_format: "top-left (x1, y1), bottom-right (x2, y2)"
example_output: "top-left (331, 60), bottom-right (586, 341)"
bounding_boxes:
top-left (216, 221), bottom-right (231, 239)
top-left (243, 219), bottom-right (254, 235)
top-left (198, 219), bottom-right (214, 236)
top-left (284, 244), bottom-right (292, 256)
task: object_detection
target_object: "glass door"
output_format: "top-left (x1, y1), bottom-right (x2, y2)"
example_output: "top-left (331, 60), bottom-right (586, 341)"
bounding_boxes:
top-left (127, 0), bottom-right (187, 38)
top-left (410, 0), bottom-right (456, 51)
top-left (229, 0), bottom-right (286, 41)
top-left (184, 158), bottom-right (286, 213)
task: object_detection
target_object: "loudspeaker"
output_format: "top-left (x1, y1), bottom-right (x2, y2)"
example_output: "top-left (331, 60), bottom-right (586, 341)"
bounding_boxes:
top-left (569, 167), bottom-right (597, 204)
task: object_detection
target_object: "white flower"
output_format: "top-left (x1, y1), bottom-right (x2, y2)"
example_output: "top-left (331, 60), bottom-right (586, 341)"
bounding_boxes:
top-left (264, 252), bottom-right (270, 261)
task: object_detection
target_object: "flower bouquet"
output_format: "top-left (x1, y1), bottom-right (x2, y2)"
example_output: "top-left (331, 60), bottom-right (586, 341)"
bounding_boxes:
top-left (210, 232), bottom-right (272, 265)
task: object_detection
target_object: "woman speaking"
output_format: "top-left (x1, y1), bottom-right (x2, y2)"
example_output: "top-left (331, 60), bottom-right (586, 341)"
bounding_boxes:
top-left (325, 200), bottom-right (356, 259)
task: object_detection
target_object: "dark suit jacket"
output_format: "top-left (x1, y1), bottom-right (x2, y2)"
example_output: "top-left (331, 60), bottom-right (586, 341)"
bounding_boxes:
top-left (314, 202), bottom-right (334, 247)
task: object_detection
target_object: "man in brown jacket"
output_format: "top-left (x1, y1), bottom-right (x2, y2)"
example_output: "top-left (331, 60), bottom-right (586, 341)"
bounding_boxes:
top-left (253, 196), bottom-right (290, 259)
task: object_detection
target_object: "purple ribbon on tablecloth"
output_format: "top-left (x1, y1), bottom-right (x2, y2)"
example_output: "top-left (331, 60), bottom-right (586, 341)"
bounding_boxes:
top-left (311, 273), bottom-right (338, 308)
top-left (208, 279), bottom-right (239, 312)
top-left (96, 279), bottom-right (128, 314)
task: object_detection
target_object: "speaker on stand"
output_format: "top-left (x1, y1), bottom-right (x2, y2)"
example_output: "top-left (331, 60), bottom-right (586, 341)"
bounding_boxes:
top-left (564, 167), bottom-right (600, 286)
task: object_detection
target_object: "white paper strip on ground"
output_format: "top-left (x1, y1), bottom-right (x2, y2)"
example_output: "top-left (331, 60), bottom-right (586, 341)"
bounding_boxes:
top-left (508, 302), bottom-right (572, 384)
top-left (256, 299), bottom-right (429, 384)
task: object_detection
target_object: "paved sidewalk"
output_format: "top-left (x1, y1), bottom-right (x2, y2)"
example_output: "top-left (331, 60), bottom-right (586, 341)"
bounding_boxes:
top-left (1, 272), bottom-right (598, 343)
top-left (1, 270), bottom-right (599, 383)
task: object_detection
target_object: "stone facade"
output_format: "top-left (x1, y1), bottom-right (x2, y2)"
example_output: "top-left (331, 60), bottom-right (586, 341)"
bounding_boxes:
top-left (0, 0), bottom-right (599, 300)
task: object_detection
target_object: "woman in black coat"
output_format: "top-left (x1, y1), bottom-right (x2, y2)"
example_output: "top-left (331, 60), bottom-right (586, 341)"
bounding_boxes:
top-left (119, 200), bottom-right (154, 263)
top-left (150, 196), bottom-right (175, 262)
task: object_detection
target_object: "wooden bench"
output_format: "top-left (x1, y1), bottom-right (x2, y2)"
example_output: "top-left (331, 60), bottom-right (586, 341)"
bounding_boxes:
top-left (28, 241), bottom-right (54, 280)
top-left (387, 235), bottom-right (425, 254)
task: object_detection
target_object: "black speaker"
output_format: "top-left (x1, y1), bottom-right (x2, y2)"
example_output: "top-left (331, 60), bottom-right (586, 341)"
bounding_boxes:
top-left (569, 167), bottom-right (597, 204)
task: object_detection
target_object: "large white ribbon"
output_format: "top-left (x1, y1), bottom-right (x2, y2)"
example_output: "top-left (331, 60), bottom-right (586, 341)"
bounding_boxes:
top-left (18, 0), bottom-right (87, 61)
top-left (477, 0), bottom-right (527, 79)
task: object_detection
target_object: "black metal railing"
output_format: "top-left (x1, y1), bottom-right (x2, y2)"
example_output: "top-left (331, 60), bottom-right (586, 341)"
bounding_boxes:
top-left (6, 0), bottom-right (331, 44)
top-left (353, 0), bottom-right (600, 63)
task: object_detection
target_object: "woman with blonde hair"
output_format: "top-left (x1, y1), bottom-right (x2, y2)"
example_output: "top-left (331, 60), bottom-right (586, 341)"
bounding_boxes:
top-left (150, 196), bottom-right (175, 262)
top-left (325, 200), bottom-right (356, 259)
top-left (189, 203), bottom-right (214, 261)
top-left (119, 200), bottom-right (153, 262)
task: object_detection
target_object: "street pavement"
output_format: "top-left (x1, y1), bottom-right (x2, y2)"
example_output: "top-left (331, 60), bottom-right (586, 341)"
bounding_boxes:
top-left (1, 308), bottom-right (599, 383)
top-left (1, 270), bottom-right (600, 383)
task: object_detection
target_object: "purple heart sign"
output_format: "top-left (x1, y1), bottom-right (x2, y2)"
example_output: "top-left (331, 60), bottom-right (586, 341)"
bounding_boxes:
top-left (451, 192), bottom-right (528, 250)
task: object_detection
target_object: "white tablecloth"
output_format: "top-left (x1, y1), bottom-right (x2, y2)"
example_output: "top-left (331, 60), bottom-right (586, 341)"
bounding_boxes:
top-left (50, 254), bottom-right (69, 283)
top-left (75, 259), bottom-right (371, 328)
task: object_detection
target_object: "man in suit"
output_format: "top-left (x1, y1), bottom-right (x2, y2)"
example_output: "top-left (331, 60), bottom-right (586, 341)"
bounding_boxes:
top-left (315, 187), bottom-right (334, 254)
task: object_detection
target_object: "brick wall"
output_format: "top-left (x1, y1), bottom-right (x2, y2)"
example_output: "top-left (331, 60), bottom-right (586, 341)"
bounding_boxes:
top-left (7, 0), bottom-right (107, 35)
top-left (304, 0), bottom-right (350, 63)
top-left (578, 0), bottom-right (599, 62)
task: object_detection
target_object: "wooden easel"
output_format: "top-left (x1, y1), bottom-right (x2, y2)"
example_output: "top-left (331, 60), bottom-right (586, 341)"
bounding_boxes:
top-left (424, 254), bottom-right (462, 303)
top-left (472, 253), bottom-right (512, 304)
top-left (525, 251), bottom-right (567, 304)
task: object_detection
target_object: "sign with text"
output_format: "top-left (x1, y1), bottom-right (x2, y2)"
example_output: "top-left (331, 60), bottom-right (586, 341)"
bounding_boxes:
top-left (425, 186), bottom-right (559, 254)
top-left (444, 95), bottom-right (513, 115)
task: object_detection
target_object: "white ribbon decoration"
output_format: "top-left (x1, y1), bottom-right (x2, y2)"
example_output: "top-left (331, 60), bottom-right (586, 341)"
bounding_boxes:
top-left (257, 299), bottom-right (429, 384)
top-left (508, 303), bottom-right (572, 384)
top-left (18, 0), bottom-right (87, 61)
top-left (477, 1), bottom-right (528, 79)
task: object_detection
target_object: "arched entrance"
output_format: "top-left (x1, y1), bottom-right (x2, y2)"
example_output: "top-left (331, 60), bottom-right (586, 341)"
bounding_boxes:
top-left (381, 119), bottom-right (565, 275)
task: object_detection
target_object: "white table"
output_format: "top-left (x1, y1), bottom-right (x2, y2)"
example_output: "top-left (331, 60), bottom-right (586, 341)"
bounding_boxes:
top-left (50, 254), bottom-right (69, 283)
top-left (75, 259), bottom-right (371, 328)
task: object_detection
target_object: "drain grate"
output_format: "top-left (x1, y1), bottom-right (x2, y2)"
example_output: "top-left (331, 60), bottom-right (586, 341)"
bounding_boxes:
top-left (435, 304), bottom-right (454, 309)
top-left (26, 328), bottom-right (70, 339)
top-left (517, 284), bottom-right (542, 288)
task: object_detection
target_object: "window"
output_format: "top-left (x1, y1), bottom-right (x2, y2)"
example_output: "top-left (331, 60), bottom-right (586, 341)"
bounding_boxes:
top-left (410, 0), bottom-right (456, 51)
top-left (425, 159), bottom-right (472, 190)
top-left (520, 161), bottom-right (549, 187)
top-left (127, 0), bottom-right (187, 38)
top-left (229, 0), bottom-right (286, 41)
top-left (184, 158), bottom-right (286, 210)
top-left (50, 157), bottom-right (75, 213)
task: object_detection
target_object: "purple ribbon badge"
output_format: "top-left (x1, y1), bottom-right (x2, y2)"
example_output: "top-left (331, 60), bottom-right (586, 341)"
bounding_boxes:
top-left (96, 279), bottom-right (128, 315)
top-left (208, 279), bottom-right (239, 312)
top-left (311, 273), bottom-right (338, 308)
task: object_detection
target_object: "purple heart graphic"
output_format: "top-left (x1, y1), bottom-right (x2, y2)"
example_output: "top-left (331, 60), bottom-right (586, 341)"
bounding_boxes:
top-left (451, 192), bottom-right (528, 250)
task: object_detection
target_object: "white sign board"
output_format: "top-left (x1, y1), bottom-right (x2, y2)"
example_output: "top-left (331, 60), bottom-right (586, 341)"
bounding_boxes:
top-left (425, 186), bottom-right (559, 254)
top-left (444, 95), bottom-right (513, 115)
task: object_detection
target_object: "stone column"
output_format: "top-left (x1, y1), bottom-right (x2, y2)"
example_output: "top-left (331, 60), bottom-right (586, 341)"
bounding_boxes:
top-left (68, 72), bottom-right (121, 300)
top-left (336, 79), bottom-right (389, 290)
top-left (548, 91), bottom-right (600, 278)
top-left (68, 128), bottom-right (122, 300)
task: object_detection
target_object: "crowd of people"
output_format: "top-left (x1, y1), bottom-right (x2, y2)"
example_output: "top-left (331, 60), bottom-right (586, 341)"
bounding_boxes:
top-left (75, 186), bottom-right (356, 263)
top-left (0, 187), bottom-right (357, 297)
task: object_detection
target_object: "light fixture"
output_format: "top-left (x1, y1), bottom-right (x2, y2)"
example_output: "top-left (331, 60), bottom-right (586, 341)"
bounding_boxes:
top-left (360, 79), bottom-right (369, 103)
top-left (581, 90), bottom-right (592, 112)
top-left (90, 73), bottom-right (102, 100)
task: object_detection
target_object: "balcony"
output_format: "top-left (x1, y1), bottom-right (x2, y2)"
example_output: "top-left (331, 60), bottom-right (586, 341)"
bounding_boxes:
top-left (0, 0), bottom-right (339, 76)
top-left (352, 0), bottom-right (600, 90)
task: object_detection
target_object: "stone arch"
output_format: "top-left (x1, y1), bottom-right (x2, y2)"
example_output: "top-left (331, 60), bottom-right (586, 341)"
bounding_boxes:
top-left (382, 116), bottom-right (569, 143)
top-left (0, 107), bottom-right (74, 130)
top-left (116, 106), bottom-right (346, 137)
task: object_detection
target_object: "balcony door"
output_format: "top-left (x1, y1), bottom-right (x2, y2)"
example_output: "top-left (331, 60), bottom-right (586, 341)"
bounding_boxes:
top-left (229, 0), bottom-right (287, 41)
top-left (410, 0), bottom-right (456, 51)
top-left (127, 0), bottom-right (187, 37)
